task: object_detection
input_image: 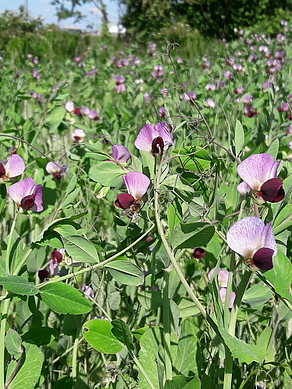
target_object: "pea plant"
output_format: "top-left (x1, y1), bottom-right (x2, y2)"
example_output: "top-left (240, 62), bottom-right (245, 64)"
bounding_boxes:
top-left (0, 29), bottom-right (291, 389)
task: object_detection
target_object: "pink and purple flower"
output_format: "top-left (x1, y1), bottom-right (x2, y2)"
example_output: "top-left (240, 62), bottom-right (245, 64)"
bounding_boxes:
top-left (110, 145), bottom-right (130, 164)
top-left (134, 123), bottom-right (174, 155)
top-left (237, 153), bottom-right (284, 203)
top-left (226, 216), bottom-right (277, 271)
top-left (0, 155), bottom-right (25, 182)
top-left (46, 162), bottom-right (68, 180)
top-left (115, 171), bottom-right (150, 210)
top-left (8, 177), bottom-right (43, 212)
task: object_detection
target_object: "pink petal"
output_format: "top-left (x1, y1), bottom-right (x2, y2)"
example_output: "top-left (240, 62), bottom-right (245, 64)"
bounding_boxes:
top-left (31, 184), bottom-right (43, 212)
top-left (237, 153), bottom-right (280, 191)
top-left (155, 122), bottom-right (174, 148)
top-left (8, 177), bottom-right (35, 205)
top-left (123, 172), bottom-right (150, 200)
top-left (237, 181), bottom-right (251, 195)
top-left (46, 162), bottom-right (61, 174)
top-left (111, 145), bottom-right (130, 163)
top-left (226, 216), bottom-right (277, 259)
top-left (65, 101), bottom-right (74, 112)
top-left (5, 155), bottom-right (25, 179)
top-left (134, 124), bottom-right (158, 152)
top-left (220, 288), bottom-right (236, 308)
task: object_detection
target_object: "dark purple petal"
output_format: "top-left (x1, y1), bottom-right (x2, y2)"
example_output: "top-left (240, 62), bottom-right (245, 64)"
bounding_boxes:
top-left (258, 178), bottom-right (285, 202)
top-left (21, 194), bottom-right (35, 211)
top-left (151, 136), bottom-right (164, 154)
top-left (252, 248), bottom-right (274, 271)
top-left (115, 193), bottom-right (135, 209)
top-left (38, 269), bottom-right (49, 281)
top-left (51, 250), bottom-right (63, 263)
top-left (192, 248), bottom-right (206, 259)
top-left (0, 163), bottom-right (6, 178)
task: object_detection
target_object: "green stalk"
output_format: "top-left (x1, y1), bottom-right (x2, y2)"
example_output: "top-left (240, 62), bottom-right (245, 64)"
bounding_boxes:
top-left (36, 224), bottom-right (155, 287)
top-left (223, 270), bottom-right (253, 389)
top-left (0, 299), bottom-right (10, 389)
top-left (5, 212), bottom-right (19, 273)
top-left (153, 156), bottom-right (221, 339)
top-left (0, 212), bottom-right (20, 389)
top-left (162, 269), bottom-right (172, 381)
top-left (72, 336), bottom-right (79, 379)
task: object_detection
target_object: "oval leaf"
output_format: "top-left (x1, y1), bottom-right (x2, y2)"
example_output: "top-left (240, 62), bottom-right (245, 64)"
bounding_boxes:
top-left (61, 235), bottom-right (99, 264)
top-left (105, 260), bottom-right (143, 286)
top-left (89, 161), bottom-right (126, 187)
top-left (0, 276), bottom-right (38, 296)
top-left (82, 318), bottom-right (123, 354)
top-left (39, 283), bottom-right (92, 314)
top-left (9, 342), bottom-right (43, 389)
top-left (172, 223), bottom-right (215, 249)
top-left (5, 329), bottom-right (22, 359)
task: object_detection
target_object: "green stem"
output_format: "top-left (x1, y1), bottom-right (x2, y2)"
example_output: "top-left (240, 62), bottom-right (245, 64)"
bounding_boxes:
top-left (0, 212), bottom-right (21, 388)
top-left (223, 270), bottom-right (253, 389)
top-left (13, 248), bottom-right (32, 276)
top-left (153, 157), bottom-right (221, 338)
top-left (0, 299), bottom-right (10, 389)
top-left (72, 336), bottom-right (79, 379)
top-left (5, 212), bottom-right (19, 274)
top-left (36, 224), bottom-right (155, 288)
top-left (162, 270), bottom-right (172, 381)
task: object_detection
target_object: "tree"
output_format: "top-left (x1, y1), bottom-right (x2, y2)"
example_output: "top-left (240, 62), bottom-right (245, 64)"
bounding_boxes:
top-left (120, 0), bottom-right (292, 39)
top-left (51, 0), bottom-right (110, 36)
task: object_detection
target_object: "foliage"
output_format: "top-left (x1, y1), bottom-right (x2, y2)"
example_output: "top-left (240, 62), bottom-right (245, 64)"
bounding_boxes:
top-left (0, 17), bottom-right (291, 389)
top-left (121, 0), bottom-right (292, 40)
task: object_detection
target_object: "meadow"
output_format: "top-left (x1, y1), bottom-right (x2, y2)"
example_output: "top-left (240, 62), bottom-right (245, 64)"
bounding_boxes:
top-left (0, 22), bottom-right (291, 389)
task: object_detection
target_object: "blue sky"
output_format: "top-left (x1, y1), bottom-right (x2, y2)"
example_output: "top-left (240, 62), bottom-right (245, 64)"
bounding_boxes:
top-left (0, 0), bottom-right (120, 30)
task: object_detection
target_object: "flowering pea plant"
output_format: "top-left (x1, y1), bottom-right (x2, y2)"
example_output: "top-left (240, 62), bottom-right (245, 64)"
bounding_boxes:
top-left (0, 37), bottom-right (291, 389)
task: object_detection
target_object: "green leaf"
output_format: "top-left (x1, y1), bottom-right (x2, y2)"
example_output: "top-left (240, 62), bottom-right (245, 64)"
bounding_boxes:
top-left (108, 291), bottom-right (121, 310)
top-left (273, 204), bottom-right (292, 235)
top-left (0, 258), bottom-right (8, 277)
top-left (89, 161), bottom-right (126, 187)
top-left (22, 327), bottom-right (58, 346)
top-left (111, 318), bottom-right (134, 350)
top-left (267, 138), bottom-right (279, 159)
top-left (33, 214), bottom-right (86, 244)
top-left (61, 235), bottom-right (99, 264)
top-left (61, 187), bottom-right (81, 208)
top-left (174, 319), bottom-right (199, 377)
top-left (162, 175), bottom-right (194, 192)
top-left (219, 322), bottom-right (266, 364)
top-left (164, 376), bottom-right (201, 389)
top-left (235, 120), bottom-right (244, 156)
top-left (138, 327), bottom-right (163, 389)
top-left (9, 342), bottom-right (43, 389)
top-left (45, 106), bottom-right (65, 131)
top-left (243, 283), bottom-right (273, 308)
top-left (264, 251), bottom-right (292, 303)
top-left (66, 173), bottom-right (77, 194)
top-left (82, 319), bottom-right (123, 354)
top-left (5, 329), bottom-right (22, 359)
top-left (105, 260), bottom-right (143, 286)
top-left (0, 276), bottom-right (38, 296)
top-left (172, 222), bottom-right (215, 249)
top-left (39, 283), bottom-right (92, 314)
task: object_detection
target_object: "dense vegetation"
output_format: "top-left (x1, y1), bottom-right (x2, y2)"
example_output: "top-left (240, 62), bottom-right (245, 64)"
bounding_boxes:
top-left (0, 5), bottom-right (291, 389)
